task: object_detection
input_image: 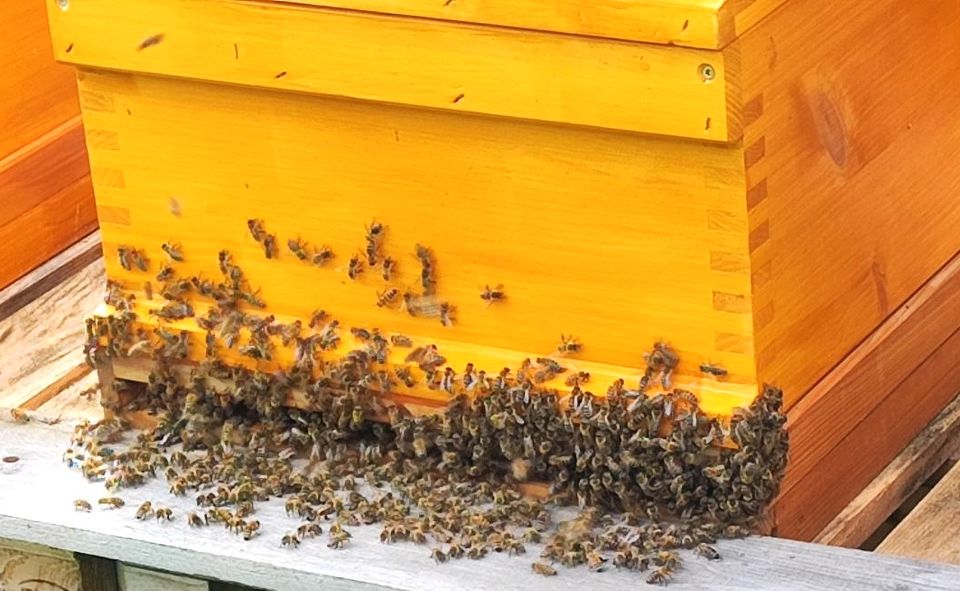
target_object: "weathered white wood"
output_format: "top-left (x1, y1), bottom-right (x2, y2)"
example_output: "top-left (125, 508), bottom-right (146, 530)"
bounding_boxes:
top-left (0, 537), bottom-right (81, 590)
top-left (1, 423), bottom-right (959, 590)
top-left (119, 563), bottom-right (209, 591)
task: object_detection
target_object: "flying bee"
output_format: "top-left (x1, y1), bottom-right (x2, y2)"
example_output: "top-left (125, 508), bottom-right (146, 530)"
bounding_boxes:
top-left (262, 234), bottom-right (277, 259)
top-left (480, 284), bottom-right (505, 306)
top-left (247, 219), bottom-right (266, 242)
top-left (312, 246), bottom-right (334, 266)
top-left (700, 362), bottom-right (728, 377)
top-left (377, 288), bottom-right (400, 308)
top-left (348, 254), bottom-right (364, 280)
top-left (136, 501), bottom-right (153, 520)
top-left (309, 309), bottom-right (328, 329)
top-left (390, 334), bottom-right (413, 347)
top-left (161, 242), bottom-right (184, 262)
top-left (394, 365), bottom-right (417, 388)
top-left (381, 257), bottom-right (396, 281)
top-left (98, 497), bottom-right (125, 509)
top-left (531, 562), bottom-right (556, 577)
top-left (287, 238), bottom-right (310, 261)
top-left (74, 499), bottom-right (92, 512)
top-left (143, 281), bottom-right (153, 300)
top-left (557, 334), bottom-right (582, 354)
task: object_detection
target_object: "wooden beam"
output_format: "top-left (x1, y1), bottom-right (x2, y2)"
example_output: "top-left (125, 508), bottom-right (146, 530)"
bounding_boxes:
top-left (75, 553), bottom-right (120, 591)
top-left (815, 393), bottom-right (960, 548)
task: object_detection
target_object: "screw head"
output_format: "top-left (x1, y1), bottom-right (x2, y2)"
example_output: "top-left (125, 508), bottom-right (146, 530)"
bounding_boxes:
top-left (57, 0), bottom-right (69, 10)
top-left (699, 63), bottom-right (716, 83)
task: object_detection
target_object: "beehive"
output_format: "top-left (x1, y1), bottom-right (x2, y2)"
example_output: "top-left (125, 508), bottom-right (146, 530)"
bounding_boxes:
top-left (47, 0), bottom-right (960, 539)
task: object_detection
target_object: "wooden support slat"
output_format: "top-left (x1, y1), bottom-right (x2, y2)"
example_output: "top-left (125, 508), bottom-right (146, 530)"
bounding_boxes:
top-left (75, 553), bottom-right (120, 591)
top-left (815, 393), bottom-right (960, 548)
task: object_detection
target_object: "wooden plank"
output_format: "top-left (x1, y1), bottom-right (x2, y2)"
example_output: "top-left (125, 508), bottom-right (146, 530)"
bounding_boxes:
top-left (35, 371), bottom-right (103, 425)
top-left (777, 323), bottom-right (960, 541)
top-left (732, 0), bottom-right (960, 408)
top-left (816, 393), bottom-right (960, 548)
top-left (876, 458), bottom-right (960, 564)
top-left (4, 421), bottom-right (960, 591)
top-left (774, 249), bottom-right (960, 539)
top-left (76, 553), bottom-right (120, 591)
top-left (0, 260), bottom-right (104, 411)
top-left (48, 0), bottom-right (736, 141)
top-left (0, 231), bottom-right (102, 322)
top-left (20, 363), bottom-right (93, 412)
top-left (0, 1), bottom-right (81, 161)
top-left (269, 0), bottom-right (728, 49)
top-left (0, 538), bottom-right (81, 591)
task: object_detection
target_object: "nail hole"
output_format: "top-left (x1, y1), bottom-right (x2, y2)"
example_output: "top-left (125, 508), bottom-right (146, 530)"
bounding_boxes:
top-left (57, 0), bottom-right (69, 11)
top-left (698, 63), bottom-right (716, 83)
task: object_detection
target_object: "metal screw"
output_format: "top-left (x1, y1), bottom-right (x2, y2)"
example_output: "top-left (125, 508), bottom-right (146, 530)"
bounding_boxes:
top-left (699, 63), bottom-right (716, 83)
top-left (57, 0), bottom-right (69, 10)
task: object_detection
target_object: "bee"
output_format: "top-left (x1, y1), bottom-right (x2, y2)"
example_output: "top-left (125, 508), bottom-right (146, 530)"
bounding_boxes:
top-left (348, 254), bottom-right (364, 280)
top-left (161, 242), bottom-right (184, 262)
top-left (646, 565), bottom-right (674, 585)
top-left (365, 221), bottom-right (386, 265)
top-left (641, 340), bottom-right (680, 391)
top-left (430, 547), bottom-right (448, 564)
top-left (287, 238), bottom-right (310, 261)
top-left (381, 257), bottom-right (396, 281)
top-left (405, 345), bottom-right (446, 373)
top-left (160, 279), bottom-right (192, 301)
top-left (117, 247), bottom-right (132, 271)
top-left (144, 281), bottom-right (153, 300)
top-left (328, 531), bottom-right (350, 549)
top-left (351, 327), bottom-right (372, 341)
top-left (415, 244), bottom-right (435, 294)
top-left (557, 334), bottom-right (582, 354)
top-left (390, 334), bottom-right (413, 347)
top-left (480, 284), bottom-right (505, 306)
top-left (531, 562), bottom-right (556, 577)
top-left (205, 331), bottom-right (217, 357)
top-left (187, 511), bottom-right (207, 527)
top-left (394, 365), bottom-right (417, 388)
top-left (262, 234), bottom-right (277, 259)
top-left (297, 522), bottom-right (323, 539)
top-left (312, 246), bottom-right (335, 266)
top-left (318, 320), bottom-right (340, 351)
top-left (247, 219), bottom-right (266, 242)
top-left (118, 247), bottom-right (149, 272)
top-left (98, 497), bottom-right (125, 509)
top-left (156, 265), bottom-right (175, 282)
top-left (136, 501), bottom-right (154, 520)
top-left (695, 543), bottom-right (720, 560)
top-left (586, 550), bottom-right (608, 571)
top-left (74, 499), bottom-right (92, 512)
top-left (700, 362), bottom-right (728, 377)
top-left (281, 532), bottom-right (300, 548)
top-left (565, 371), bottom-right (590, 387)
top-left (439, 302), bottom-right (455, 327)
top-left (242, 520), bottom-right (261, 540)
top-left (309, 309), bottom-right (328, 329)
top-left (377, 288), bottom-right (400, 308)
top-left (151, 302), bottom-right (194, 320)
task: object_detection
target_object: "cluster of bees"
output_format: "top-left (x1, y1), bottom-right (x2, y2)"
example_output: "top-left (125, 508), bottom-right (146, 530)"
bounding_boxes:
top-left (74, 221), bottom-right (788, 585)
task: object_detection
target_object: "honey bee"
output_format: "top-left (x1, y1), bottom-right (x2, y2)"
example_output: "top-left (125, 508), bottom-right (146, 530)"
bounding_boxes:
top-left (390, 334), bottom-right (413, 347)
top-left (700, 362), bottom-right (728, 377)
top-left (430, 547), bottom-right (448, 564)
top-left (312, 246), bottom-right (334, 266)
top-left (381, 257), bottom-right (396, 281)
top-left (118, 247), bottom-right (149, 272)
top-left (151, 302), bottom-right (194, 320)
top-left (144, 281), bottom-right (153, 300)
top-left (641, 340), bottom-right (680, 391)
top-left (365, 220), bottom-right (386, 265)
top-left (287, 238), bottom-right (309, 261)
top-left (155, 265), bottom-right (175, 282)
top-left (405, 345), bottom-right (446, 373)
top-left (187, 511), bottom-right (207, 527)
top-left (480, 284), bottom-right (506, 306)
top-left (348, 255), bottom-right (364, 280)
top-left (565, 371), bottom-right (590, 387)
top-left (350, 327), bottom-right (372, 341)
top-left (136, 501), bottom-right (154, 520)
top-left (646, 565), bottom-right (674, 585)
top-left (297, 522), bottom-right (323, 539)
top-left (247, 219), bottom-right (266, 242)
top-left (695, 543), bottom-right (720, 560)
top-left (98, 497), bottom-right (125, 509)
top-left (309, 309), bottom-right (328, 329)
top-left (161, 242), bottom-right (184, 262)
top-left (281, 532), bottom-right (300, 548)
top-left (531, 562), bottom-right (556, 576)
top-left (74, 499), bottom-right (92, 512)
top-left (262, 234), bottom-right (277, 259)
top-left (557, 334), bottom-right (582, 354)
top-left (242, 520), bottom-right (261, 540)
top-left (586, 549), bottom-right (608, 571)
top-left (328, 531), bottom-right (350, 549)
top-left (377, 288), bottom-right (400, 308)
top-left (394, 365), bottom-right (417, 388)
top-left (415, 244), bottom-right (435, 294)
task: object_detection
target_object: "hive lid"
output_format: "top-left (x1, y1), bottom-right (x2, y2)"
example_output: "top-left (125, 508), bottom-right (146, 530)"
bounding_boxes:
top-left (268, 0), bottom-right (786, 49)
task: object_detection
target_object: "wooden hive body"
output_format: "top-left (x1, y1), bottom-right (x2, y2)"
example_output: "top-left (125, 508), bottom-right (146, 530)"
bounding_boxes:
top-left (47, 0), bottom-right (960, 539)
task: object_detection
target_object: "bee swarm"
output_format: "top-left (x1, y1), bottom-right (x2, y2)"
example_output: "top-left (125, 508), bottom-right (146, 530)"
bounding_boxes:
top-left (74, 221), bottom-right (789, 585)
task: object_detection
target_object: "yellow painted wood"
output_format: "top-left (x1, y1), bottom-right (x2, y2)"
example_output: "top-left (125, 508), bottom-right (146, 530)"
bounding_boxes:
top-left (47, 0), bottom-right (736, 141)
top-left (270, 0), bottom-right (728, 49)
top-left (77, 69), bottom-right (756, 415)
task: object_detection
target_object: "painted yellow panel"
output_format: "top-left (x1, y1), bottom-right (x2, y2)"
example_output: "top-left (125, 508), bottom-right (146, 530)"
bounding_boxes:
top-left (47, 0), bottom-right (735, 141)
top-left (78, 70), bottom-right (755, 414)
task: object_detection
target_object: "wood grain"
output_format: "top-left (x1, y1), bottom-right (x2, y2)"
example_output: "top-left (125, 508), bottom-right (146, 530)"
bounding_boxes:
top-left (0, 539), bottom-right (80, 591)
top-left (731, 0), bottom-right (960, 408)
top-left (876, 458), bottom-right (960, 564)
top-left (48, 0), bottom-right (736, 141)
top-left (816, 393), bottom-right (960, 548)
top-left (75, 553), bottom-right (119, 591)
top-left (4, 422), bottom-right (960, 591)
top-left (0, 261), bottom-right (104, 410)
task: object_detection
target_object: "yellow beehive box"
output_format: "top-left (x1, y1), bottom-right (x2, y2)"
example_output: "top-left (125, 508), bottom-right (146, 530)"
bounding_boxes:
top-left (47, 0), bottom-right (960, 537)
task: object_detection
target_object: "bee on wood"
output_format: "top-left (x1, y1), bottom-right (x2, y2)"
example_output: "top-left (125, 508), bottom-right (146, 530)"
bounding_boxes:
top-left (480, 284), bottom-right (506, 306)
top-left (365, 220), bottom-right (386, 266)
top-left (532, 562), bottom-right (556, 577)
top-left (350, 327), bottom-right (372, 341)
top-left (405, 345), bottom-right (446, 373)
top-left (328, 531), bottom-right (350, 549)
top-left (143, 281), bottom-right (153, 300)
top-left (187, 511), bottom-right (207, 527)
top-left (565, 371), bottom-right (590, 387)
top-left (297, 522), bottom-right (323, 539)
top-left (318, 320), bottom-right (341, 351)
top-left (430, 547), bottom-right (448, 564)
top-left (439, 302), bottom-right (455, 327)
top-left (700, 362), bottom-right (728, 377)
top-left (557, 334), bottom-right (582, 354)
top-left (205, 331), bottom-right (217, 357)
top-left (155, 265), bottom-right (175, 282)
top-left (695, 543), bottom-right (720, 560)
top-left (287, 238), bottom-right (310, 261)
top-left (381, 257), bottom-right (396, 281)
top-left (118, 247), bottom-right (149, 272)
top-left (415, 244), bottom-right (435, 295)
top-left (98, 497), bottom-right (125, 509)
top-left (641, 339), bottom-right (680, 391)
top-left (160, 279), bottom-right (192, 301)
top-left (161, 242), bottom-right (184, 262)
top-left (281, 532), bottom-right (300, 548)
top-left (348, 254), bottom-right (364, 280)
top-left (74, 499), bottom-right (92, 512)
top-left (262, 234), bottom-right (277, 259)
top-left (377, 288), bottom-right (399, 308)
top-left (312, 246), bottom-right (334, 266)
top-left (151, 301), bottom-right (194, 320)
top-left (247, 219), bottom-right (266, 242)
top-left (394, 365), bottom-right (416, 388)
top-left (390, 334), bottom-right (413, 347)
top-left (136, 501), bottom-right (153, 520)
top-left (646, 565), bottom-right (674, 585)
top-left (242, 520), bottom-right (261, 540)
top-left (309, 309), bottom-right (328, 329)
